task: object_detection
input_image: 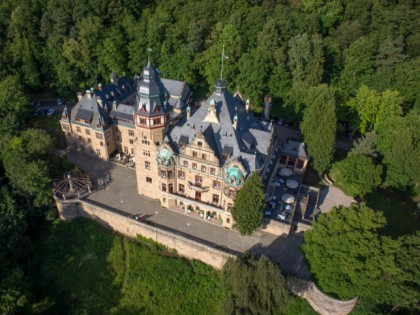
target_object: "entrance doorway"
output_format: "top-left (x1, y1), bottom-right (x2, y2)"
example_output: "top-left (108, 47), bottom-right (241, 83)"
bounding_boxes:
top-left (195, 191), bottom-right (201, 201)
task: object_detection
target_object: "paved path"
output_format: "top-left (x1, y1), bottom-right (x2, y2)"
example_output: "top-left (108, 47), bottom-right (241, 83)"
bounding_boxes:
top-left (66, 152), bottom-right (311, 279)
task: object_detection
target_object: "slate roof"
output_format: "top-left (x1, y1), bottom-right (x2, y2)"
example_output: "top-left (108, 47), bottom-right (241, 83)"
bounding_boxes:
top-left (135, 62), bottom-right (170, 116)
top-left (282, 140), bottom-right (308, 160)
top-left (167, 80), bottom-right (272, 172)
top-left (109, 104), bottom-right (135, 124)
top-left (69, 92), bottom-right (111, 130)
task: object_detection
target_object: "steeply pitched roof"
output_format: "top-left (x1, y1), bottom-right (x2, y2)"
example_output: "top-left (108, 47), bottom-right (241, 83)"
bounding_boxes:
top-left (167, 81), bottom-right (272, 172)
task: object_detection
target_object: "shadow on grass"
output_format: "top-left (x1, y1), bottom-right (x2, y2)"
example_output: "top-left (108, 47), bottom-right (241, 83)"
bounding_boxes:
top-left (32, 218), bottom-right (123, 314)
top-left (366, 188), bottom-right (419, 238)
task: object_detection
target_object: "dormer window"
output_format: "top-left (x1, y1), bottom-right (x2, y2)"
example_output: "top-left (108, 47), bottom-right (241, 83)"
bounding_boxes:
top-left (198, 141), bottom-right (202, 147)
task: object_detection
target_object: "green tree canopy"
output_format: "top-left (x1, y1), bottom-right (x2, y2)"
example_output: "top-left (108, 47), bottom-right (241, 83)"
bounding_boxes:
top-left (331, 153), bottom-right (382, 196)
top-left (231, 172), bottom-right (265, 235)
top-left (301, 85), bottom-right (337, 174)
top-left (0, 76), bottom-right (30, 138)
top-left (302, 204), bottom-right (399, 300)
top-left (346, 85), bottom-right (403, 133)
top-left (222, 253), bottom-right (290, 315)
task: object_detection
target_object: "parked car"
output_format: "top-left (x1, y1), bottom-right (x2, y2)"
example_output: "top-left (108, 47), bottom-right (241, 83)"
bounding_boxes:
top-left (47, 108), bottom-right (55, 116)
top-left (264, 209), bottom-right (272, 217)
top-left (57, 98), bottom-right (63, 106)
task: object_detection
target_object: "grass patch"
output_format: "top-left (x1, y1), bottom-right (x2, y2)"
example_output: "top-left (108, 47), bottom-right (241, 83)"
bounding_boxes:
top-left (32, 218), bottom-right (226, 315)
top-left (280, 296), bottom-right (318, 315)
top-left (366, 188), bottom-right (419, 238)
top-left (31, 116), bottom-right (67, 149)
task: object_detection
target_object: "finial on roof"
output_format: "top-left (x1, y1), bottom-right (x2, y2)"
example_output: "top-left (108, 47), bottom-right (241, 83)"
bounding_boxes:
top-left (220, 45), bottom-right (229, 81)
top-left (147, 47), bottom-right (153, 64)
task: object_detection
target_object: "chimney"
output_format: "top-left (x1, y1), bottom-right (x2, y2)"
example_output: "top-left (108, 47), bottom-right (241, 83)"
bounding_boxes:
top-left (113, 101), bottom-right (118, 111)
top-left (263, 94), bottom-right (272, 121)
top-left (246, 99), bottom-right (250, 112)
top-left (186, 105), bottom-right (191, 120)
top-left (77, 92), bottom-right (83, 101)
top-left (98, 83), bottom-right (102, 91)
top-left (86, 90), bottom-right (92, 100)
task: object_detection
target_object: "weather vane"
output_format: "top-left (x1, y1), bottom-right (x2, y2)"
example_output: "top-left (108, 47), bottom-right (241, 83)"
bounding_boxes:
top-left (147, 47), bottom-right (153, 64)
top-left (220, 45), bottom-right (229, 81)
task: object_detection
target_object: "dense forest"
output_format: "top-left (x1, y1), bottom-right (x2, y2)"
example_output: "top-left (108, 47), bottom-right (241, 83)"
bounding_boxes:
top-left (0, 0), bottom-right (419, 314)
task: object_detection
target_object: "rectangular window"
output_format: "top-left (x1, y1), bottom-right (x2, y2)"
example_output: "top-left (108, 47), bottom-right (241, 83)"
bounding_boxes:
top-left (129, 130), bottom-right (135, 137)
top-left (96, 149), bottom-right (101, 156)
top-left (141, 139), bottom-right (150, 145)
top-left (89, 146), bottom-right (93, 154)
top-left (210, 168), bottom-right (216, 175)
top-left (116, 136), bottom-right (120, 141)
top-left (197, 141), bottom-right (202, 147)
top-left (129, 139), bottom-right (134, 144)
top-left (146, 177), bottom-right (152, 183)
top-left (183, 160), bottom-right (189, 167)
top-left (62, 124), bottom-right (69, 131)
top-left (212, 194), bottom-right (219, 204)
top-left (85, 129), bottom-right (90, 135)
top-left (179, 184), bottom-right (185, 193)
top-left (87, 138), bottom-right (91, 143)
top-left (227, 203), bottom-right (233, 212)
top-left (140, 118), bottom-right (147, 125)
top-left (195, 176), bottom-right (202, 186)
top-left (76, 126), bottom-right (81, 133)
top-left (100, 141), bottom-right (104, 146)
top-left (161, 183), bottom-right (167, 192)
top-left (192, 163), bottom-right (197, 170)
top-left (124, 146), bottom-right (128, 153)
top-left (96, 132), bottom-right (103, 139)
top-left (202, 154), bottom-right (207, 160)
top-left (192, 151), bottom-right (198, 158)
top-left (213, 181), bottom-right (220, 190)
top-left (131, 148), bottom-right (134, 155)
top-left (143, 150), bottom-right (150, 157)
top-left (297, 159), bottom-right (305, 169)
top-left (201, 165), bottom-right (206, 172)
top-left (178, 171), bottom-right (185, 179)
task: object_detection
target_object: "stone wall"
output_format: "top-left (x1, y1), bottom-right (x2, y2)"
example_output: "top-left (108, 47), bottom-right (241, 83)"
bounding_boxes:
top-left (261, 218), bottom-right (292, 235)
top-left (288, 277), bottom-right (358, 315)
top-left (56, 198), bottom-right (235, 269)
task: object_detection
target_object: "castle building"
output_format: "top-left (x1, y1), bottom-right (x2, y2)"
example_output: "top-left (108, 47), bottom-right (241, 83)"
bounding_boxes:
top-left (61, 62), bottom-right (306, 228)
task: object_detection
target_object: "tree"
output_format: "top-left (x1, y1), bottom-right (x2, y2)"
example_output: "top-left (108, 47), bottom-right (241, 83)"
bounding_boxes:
top-left (1, 129), bottom-right (53, 207)
top-left (302, 204), bottom-right (399, 300)
top-left (231, 172), bottom-right (265, 235)
top-left (375, 113), bottom-right (420, 191)
top-left (350, 131), bottom-right (378, 158)
top-left (222, 253), bottom-right (290, 315)
top-left (300, 85), bottom-right (337, 174)
top-left (0, 76), bottom-right (30, 138)
top-left (331, 154), bottom-right (382, 196)
top-left (385, 232), bottom-right (420, 312)
top-left (347, 85), bottom-right (403, 133)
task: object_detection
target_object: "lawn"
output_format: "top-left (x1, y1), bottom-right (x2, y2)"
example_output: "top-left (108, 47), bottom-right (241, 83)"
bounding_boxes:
top-left (366, 188), bottom-right (419, 238)
top-left (31, 218), bottom-right (226, 315)
top-left (31, 116), bottom-right (67, 149)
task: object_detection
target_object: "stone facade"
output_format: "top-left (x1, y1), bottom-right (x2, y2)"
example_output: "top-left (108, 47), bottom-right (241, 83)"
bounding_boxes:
top-left (60, 62), bottom-right (309, 230)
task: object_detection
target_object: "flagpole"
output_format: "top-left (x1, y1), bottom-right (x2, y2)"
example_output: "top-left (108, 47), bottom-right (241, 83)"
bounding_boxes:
top-left (220, 45), bottom-right (225, 81)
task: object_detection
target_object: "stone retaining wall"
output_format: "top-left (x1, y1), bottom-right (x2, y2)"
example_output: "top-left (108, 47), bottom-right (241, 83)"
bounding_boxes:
top-left (56, 198), bottom-right (235, 269)
top-left (288, 277), bottom-right (358, 315)
top-left (261, 218), bottom-right (292, 235)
